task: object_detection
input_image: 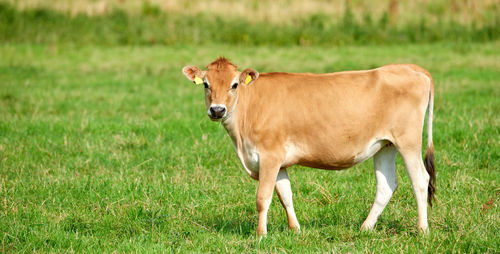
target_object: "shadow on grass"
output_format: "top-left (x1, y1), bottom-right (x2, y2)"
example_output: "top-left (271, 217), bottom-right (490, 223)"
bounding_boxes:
top-left (196, 198), bottom-right (415, 238)
top-left (376, 218), bottom-right (414, 235)
top-left (200, 210), bottom-right (299, 237)
top-left (300, 204), bottom-right (417, 238)
top-left (201, 215), bottom-right (256, 236)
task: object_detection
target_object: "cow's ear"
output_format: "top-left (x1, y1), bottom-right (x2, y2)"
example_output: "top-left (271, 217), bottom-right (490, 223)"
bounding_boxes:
top-left (182, 65), bottom-right (204, 85)
top-left (239, 68), bottom-right (259, 86)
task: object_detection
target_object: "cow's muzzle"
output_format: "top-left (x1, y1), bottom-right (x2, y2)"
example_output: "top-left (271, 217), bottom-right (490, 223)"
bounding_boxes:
top-left (208, 105), bottom-right (226, 120)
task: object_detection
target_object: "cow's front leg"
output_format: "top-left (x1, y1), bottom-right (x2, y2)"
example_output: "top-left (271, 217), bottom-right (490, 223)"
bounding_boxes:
top-left (275, 169), bottom-right (300, 231)
top-left (256, 155), bottom-right (281, 236)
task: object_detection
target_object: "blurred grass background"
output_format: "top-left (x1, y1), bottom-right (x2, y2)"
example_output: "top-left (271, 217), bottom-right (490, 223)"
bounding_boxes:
top-left (1, 0), bottom-right (499, 46)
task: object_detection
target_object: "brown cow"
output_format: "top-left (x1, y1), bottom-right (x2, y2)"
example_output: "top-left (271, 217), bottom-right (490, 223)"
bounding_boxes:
top-left (182, 58), bottom-right (435, 236)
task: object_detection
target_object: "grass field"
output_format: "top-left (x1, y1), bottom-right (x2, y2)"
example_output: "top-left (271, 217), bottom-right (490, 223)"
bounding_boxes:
top-left (0, 42), bottom-right (499, 252)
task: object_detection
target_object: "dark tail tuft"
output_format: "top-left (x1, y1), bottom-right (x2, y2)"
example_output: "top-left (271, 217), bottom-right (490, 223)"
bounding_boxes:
top-left (424, 145), bottom-right (436, 207)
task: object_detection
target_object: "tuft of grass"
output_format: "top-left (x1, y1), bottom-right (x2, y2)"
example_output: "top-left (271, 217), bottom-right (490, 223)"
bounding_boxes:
top-left (0, 41), bottom-right (499, 252)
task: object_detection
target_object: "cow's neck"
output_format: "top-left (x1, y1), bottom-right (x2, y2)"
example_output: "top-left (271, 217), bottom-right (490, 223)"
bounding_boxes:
top-left (221, 91), bottom-right (247, 153)
top-left (221, 107), bottom-right (241, 151)
top-left (221, 93), bottom-right (260, 179)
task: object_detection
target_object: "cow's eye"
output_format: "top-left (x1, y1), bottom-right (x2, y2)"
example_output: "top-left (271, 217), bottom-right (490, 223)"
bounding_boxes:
top-left (231, 82), bottom-right (238, 89)
top-left (203, 82), bottom-right (209, 88)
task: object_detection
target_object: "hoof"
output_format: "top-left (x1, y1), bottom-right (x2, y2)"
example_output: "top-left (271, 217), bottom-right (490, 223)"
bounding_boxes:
top-left (418, 227), bottom-right (429, 235)
top-left (256, 228), bottom-right (267, 237)
top-left (289, 225), bottom-right (301, 232)
top-left (257, 233), bottom-right (267, 243)
top-left (360, 223), bottom-right (374, 231)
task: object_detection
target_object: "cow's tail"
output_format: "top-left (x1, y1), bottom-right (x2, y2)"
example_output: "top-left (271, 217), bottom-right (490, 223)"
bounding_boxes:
top-left (424, 72), bottom-right (436, 207)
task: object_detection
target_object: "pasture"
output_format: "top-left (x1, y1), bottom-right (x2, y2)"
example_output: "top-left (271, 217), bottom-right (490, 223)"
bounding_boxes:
top-left (0, 42), bottom-right (498, 252)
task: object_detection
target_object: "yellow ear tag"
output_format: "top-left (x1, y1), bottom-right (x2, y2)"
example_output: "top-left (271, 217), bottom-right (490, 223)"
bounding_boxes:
top-left (245, 75), bottom-right (252, 85)
top-left (194, 76), bottom-right (203, 85)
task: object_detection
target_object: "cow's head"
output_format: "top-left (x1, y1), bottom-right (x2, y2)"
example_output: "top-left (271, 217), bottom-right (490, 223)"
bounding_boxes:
top-left (182, 57), bottom-right (258, 121)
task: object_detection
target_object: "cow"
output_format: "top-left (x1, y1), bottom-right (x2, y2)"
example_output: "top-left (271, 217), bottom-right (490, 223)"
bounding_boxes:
top-left (182, 57), bottom-right (436, 236)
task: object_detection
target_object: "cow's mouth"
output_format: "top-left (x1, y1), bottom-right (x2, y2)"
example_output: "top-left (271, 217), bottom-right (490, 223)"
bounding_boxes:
top-left (209, 115), bottom-right (223, 121)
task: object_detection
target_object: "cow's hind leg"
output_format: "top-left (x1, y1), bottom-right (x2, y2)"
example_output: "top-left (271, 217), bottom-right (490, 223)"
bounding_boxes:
top-left (275, 169), bottom-right (300, 231)
top-left (399, 148), bottom-right (430, 232)
top-left (361, 144), bottom-right (398, 230)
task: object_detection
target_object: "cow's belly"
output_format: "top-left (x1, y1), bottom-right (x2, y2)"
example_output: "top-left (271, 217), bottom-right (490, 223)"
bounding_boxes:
top-left (283, 139), bottom-right (390, 170)
top-left (235, 137), bottom-right (389, 176)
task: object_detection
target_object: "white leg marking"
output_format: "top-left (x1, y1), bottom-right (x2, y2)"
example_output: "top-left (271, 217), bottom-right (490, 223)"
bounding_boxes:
top-left (361, 145), bottom-right (398, 230)
top-left (275, 169), bottom-right (300, 231)
top-left (400, 150), bottom-right (430, 232)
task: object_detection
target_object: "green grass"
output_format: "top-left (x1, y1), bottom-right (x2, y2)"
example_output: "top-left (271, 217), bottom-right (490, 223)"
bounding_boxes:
top-left (0, 42), bottom-right (499, 252)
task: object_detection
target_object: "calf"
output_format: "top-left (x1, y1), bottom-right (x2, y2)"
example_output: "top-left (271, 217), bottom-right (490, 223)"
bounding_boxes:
top-left (182, 58), bottom-right (436, 236)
